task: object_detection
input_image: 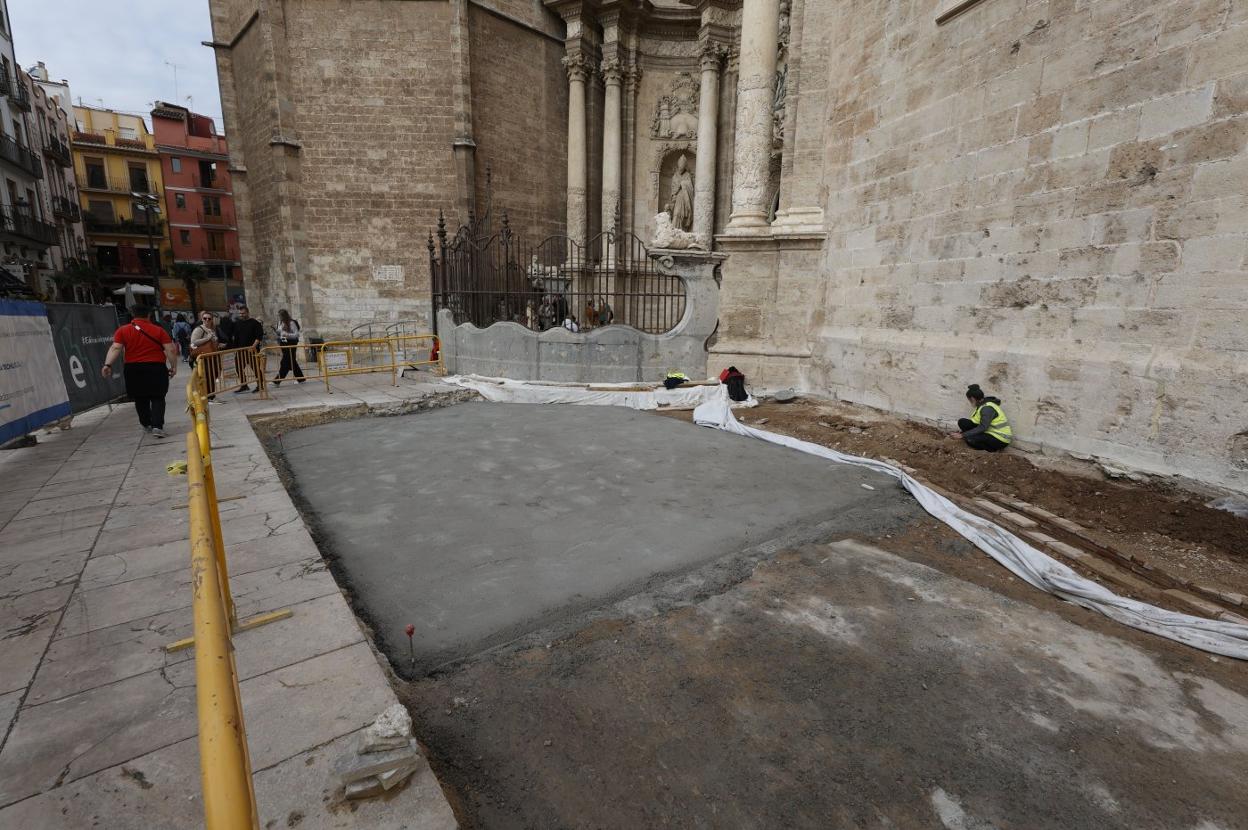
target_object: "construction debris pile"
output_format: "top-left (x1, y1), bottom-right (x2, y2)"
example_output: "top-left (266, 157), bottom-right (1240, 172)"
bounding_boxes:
top-left (332, 704), bottom-right (422, 800)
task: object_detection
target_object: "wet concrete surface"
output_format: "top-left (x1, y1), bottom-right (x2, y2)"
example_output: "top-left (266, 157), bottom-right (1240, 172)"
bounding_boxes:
top-left (281, 402), bottom-right (909, 670)
top-left (407, 539), bottom-right (1248, 830)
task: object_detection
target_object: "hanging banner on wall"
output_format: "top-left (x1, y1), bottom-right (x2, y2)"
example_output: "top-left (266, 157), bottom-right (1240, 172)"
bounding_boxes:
top-left (45, 303), bottom-right (125, 414)
top-left (0, 300), bottom-right (72, 445)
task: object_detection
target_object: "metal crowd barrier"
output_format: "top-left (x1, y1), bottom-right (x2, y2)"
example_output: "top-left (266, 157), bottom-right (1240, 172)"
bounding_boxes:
top-left (171, 361), bottom-right (293, 828)
top-left (313, 333), bottom-right (444, 394)
top-left (193, 345), bottom-right (271, 399)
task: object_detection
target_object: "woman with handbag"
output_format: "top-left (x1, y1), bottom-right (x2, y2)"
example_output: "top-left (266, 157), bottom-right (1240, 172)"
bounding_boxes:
top-left (272, 309), bottom-right (305, 386)
top-left (190, 312), bottom-right (221, 398)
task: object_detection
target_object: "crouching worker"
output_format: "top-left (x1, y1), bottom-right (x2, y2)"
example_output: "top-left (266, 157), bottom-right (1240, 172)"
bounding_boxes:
top-left (949, 384), bottom-right (1012, 452)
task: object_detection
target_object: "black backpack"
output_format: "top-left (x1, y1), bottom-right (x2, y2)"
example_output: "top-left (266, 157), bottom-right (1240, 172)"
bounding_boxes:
top-left (723, 367), bottom-right (748, 402)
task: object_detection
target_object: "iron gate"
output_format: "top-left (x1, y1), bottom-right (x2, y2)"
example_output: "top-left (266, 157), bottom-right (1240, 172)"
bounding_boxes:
top-left (428, 212), bottom-right (686, 335)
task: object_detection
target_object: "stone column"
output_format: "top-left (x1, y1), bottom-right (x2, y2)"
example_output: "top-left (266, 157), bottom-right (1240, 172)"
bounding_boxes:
top-left (600, 55), bottom-right (623, 238)
top-left (563, 53), bottom-right (590, 246)
top-left (725, 0), bottom-right (781, 234)
top-left (693, 41), bottom-right (724, 248)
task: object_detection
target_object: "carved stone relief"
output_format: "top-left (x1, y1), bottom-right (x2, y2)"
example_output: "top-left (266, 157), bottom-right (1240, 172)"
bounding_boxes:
top-left (650, 72), bottom-right (700, 140)
top-left (772, 0), bottom-right (792, 152)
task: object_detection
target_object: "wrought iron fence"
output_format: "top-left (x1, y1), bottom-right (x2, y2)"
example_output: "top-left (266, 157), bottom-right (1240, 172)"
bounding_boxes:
top-left (428, 213), bottom-right (686, 335)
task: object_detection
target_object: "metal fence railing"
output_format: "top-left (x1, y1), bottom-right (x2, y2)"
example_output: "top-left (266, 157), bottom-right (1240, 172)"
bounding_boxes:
top-left (309, 333), bottom-right (444, 394)
top-left (192, 345), bottom-right (269, 399)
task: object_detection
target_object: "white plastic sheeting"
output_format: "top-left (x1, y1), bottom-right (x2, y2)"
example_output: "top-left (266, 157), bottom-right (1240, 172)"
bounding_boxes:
top-left (445, 375), bottom-right (758, 411)
top-left (692, 392), bottom-right (1248, 661)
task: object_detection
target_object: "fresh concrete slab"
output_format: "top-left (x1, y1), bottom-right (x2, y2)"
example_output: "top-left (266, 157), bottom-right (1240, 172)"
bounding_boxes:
top-left (282, 402), bottom-right (908, 669)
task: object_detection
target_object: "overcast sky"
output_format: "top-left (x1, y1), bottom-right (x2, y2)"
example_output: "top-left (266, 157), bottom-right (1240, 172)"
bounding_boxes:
top-left (9, 0), bottom-right (224, 129)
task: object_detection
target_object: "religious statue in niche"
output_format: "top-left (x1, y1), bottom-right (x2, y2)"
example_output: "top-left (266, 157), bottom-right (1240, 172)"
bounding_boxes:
top-left (651, 72), bottom-right (699, 140)
top-left (665, 154), bottom-right (695, 232)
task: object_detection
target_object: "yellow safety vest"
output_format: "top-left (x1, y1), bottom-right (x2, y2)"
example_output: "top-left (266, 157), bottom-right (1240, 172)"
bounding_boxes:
top-left (971, 401), bottom-right (1013, 444)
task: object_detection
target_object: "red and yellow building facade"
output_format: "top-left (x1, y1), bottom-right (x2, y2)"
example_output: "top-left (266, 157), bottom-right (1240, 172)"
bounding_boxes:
top-left (151, 102), bottom-right (243, 313)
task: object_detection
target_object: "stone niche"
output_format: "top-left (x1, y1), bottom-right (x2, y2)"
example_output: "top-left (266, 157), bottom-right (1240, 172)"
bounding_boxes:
top-left (439, 249), bottom-right (725, 382)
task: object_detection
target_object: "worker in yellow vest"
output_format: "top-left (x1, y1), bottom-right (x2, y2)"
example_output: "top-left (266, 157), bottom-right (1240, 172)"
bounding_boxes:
top-left (948, 384), bottom-right (1013, 452)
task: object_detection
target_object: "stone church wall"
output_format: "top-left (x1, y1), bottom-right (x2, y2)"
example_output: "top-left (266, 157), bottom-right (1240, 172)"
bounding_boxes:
top-left (467, 3), bottom-right (568, 241)
top-left (717, 0), bottom-right (1248, 493)
top-left (208, 0), bottom-right (569, 339)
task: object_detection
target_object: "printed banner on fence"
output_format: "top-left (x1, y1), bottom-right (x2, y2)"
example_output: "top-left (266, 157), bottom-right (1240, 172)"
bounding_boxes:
top-left (45, 303), bottom-right (125, 413)
top-left (0, 300), bottom-right (71, 444)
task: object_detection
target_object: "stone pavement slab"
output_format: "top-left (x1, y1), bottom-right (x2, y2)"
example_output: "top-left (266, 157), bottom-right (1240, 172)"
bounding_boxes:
top-left (0, 374), bottom-right (460, 825)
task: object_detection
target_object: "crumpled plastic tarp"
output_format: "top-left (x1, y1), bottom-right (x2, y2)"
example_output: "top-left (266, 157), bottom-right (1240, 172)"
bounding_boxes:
top-left (691, 389), bottom-right (1248, 661)
top-left (445, 374), bottom-right (758, 411)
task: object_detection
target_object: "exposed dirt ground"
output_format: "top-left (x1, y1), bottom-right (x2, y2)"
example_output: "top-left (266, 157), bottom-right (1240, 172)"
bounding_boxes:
top-left (405, 527), bottom-right (1248, 829)
top-left (662, 399), bottom-right (1248, 599)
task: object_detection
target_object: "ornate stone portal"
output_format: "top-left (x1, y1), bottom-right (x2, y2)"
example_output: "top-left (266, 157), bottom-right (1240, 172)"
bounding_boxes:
top-left (547, 0), bottom-right (748, 249)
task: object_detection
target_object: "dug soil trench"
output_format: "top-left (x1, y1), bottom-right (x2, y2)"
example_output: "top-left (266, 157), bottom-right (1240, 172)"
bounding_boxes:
top-left (662, 399), bottom-right (1248, 603)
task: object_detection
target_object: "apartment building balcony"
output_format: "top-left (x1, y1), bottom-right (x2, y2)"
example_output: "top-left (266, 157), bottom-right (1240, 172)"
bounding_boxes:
top-left (71, 130), bottom-right (156, 154)
top-left (52, 197), bottom-right (81, 222)
top-left (187, 171), bottom-right (229, 191)
top-left (0, 205), bottom-right (56, 246)
top-left (6, 77), bottom-right (31, 112)
top-left (84, 214), bottom-right (164, 236)
top-left (0, 134), bottom-right (44, 179)
top-left (189, 243), bottom-right (239, 263)
top-left (196, 209), bottom-right (236, 226)
top-left (76, 171), bottom-right (156, 196)
top-left (42, 136), bottom-right (72, 167)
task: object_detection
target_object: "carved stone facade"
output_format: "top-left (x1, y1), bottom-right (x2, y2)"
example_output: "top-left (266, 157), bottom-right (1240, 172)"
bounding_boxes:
top-left (211, 0), bottom-right (1248, 492)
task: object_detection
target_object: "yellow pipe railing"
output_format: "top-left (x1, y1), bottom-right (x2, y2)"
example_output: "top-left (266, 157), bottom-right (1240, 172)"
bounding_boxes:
top-left (172, 360), bottom-right (294, 827)
top-left (185, 431), bottom-right (260, 829)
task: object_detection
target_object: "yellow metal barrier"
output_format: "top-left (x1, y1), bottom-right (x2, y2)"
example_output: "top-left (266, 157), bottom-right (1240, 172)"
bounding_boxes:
top-left (169, 362), bottom-right (292, 651)
top-left (193, 345), bottom-right (270, 399)
top-left (258, 343), bottom-right (325, 384)
top-left (310, 333), bottom-right (444, 394)
top-left (173, 360), bottom-right (298, 827)
top-left (185, 432), bottom-right (260, 829)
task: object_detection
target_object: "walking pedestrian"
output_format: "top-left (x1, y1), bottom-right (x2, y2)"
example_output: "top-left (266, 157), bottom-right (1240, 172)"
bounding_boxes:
top-left (101, 305), bottom-right (177, 438)
top-left (272, 309), bottom-right (305, 386)
top-left (172, 313), bottom-right (192, 362)
top-left (190, 312), bottom-right (221, 398)
top-left (231, 305), bottom-right (266, 393)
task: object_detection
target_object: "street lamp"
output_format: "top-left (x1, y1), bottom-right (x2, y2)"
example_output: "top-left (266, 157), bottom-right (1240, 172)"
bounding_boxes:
top-left (131, 192), bottom-right (161, 282)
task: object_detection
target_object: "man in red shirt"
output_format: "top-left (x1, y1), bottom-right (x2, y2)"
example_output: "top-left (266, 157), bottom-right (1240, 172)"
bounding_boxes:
top-left (101, 305), bottom-right (179, 438)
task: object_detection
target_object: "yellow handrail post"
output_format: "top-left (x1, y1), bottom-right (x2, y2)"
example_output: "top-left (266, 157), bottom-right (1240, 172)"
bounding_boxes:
top-left (189, 389), bottom-right (238, 628)
top-left (388, 336), bottom-right (398, 386)
top-left (185, 433), bottom-right (259, 830)
top-left (321, 345), bottom-right (332, 394)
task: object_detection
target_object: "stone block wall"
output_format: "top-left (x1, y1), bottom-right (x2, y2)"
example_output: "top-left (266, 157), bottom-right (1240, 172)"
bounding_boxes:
top-left (440, 249), bottom-right (723, 382)
top-left (717, 0), bottom-right (1248, 493)
top-left (209, 0), bottom-right (569, 340)
top-left (467, 4), bottom-right (568, 240)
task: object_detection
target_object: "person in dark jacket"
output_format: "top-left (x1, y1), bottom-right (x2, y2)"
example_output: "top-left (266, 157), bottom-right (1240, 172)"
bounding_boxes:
top-left (949, 384), bottom-right (1013, 452)
top-left (231, 305), bottom-right (266, 393)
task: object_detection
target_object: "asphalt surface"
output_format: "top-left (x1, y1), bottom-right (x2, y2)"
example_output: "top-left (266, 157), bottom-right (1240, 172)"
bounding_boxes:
top-left (281, 402), bottom-right (908, 670)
